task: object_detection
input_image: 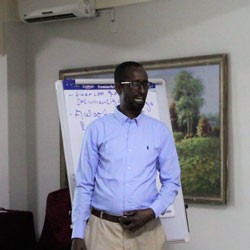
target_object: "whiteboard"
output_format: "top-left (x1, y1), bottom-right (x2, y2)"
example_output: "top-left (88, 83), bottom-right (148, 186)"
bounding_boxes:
top-left (55, 78), bottom-right (190, 243)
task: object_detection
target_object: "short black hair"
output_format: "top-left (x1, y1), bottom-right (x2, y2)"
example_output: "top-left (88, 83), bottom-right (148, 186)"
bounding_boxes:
top-left (114, 61), bottom-right (144, 83)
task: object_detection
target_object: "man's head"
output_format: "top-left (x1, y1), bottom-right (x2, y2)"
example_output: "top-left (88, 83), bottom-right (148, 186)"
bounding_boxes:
top-left (114, 61), bottom-right (149, 118)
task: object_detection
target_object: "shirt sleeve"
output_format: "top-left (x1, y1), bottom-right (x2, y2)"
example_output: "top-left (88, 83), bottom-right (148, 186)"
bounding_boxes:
top-left (71, 125), bottom-right (99, 239)
top-left (149, 126), bottom-right (181, 218)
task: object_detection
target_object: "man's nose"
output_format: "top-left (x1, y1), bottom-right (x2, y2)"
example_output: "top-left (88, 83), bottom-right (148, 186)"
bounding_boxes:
top-left (139, 84), bottom-right (148, 93)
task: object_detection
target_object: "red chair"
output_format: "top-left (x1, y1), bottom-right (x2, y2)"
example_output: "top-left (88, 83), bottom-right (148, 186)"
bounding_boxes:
top-left (37, 188), bottom-right (72, 250)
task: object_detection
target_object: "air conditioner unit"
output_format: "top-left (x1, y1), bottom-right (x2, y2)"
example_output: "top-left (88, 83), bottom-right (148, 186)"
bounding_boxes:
top-left (18, 0), bottom-right (96, 23)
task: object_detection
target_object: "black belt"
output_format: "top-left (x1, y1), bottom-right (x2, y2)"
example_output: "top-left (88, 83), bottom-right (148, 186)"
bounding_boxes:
top-left (91, 208), bottom-right (121, 223)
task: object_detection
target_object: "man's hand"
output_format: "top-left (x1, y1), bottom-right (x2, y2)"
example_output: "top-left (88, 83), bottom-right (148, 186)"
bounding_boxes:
top-left (71, 238), bottom-right (87, 250)
top-left (119, 208), bottom-right (155, 232)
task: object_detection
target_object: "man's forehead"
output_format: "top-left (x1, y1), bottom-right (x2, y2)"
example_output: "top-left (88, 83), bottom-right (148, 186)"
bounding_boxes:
top-left (125, 66), bottom-right (148, 79)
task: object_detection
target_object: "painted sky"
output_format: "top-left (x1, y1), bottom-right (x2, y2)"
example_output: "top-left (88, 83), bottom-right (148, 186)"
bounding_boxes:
top-left (147, 64), bottom-right (220, 115)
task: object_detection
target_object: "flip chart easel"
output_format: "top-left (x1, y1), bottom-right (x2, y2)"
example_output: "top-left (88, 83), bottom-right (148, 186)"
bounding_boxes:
top-left (55, 78), bottom-right (190, 243)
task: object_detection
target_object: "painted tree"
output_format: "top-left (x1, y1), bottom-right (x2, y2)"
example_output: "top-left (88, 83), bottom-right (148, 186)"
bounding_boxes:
top-left (169, 101), bottom-right (178, 131)
top-left (172, 70), bottom-right (204, 136)
top-left (197, 117), bottom-right (212, 137)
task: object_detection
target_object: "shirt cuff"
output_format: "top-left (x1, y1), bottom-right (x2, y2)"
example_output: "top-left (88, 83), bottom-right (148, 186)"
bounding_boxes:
top-left (71, 220), bottom-right (86, 239)
top-left (149, 194), bottom-right (177, 218)
top-left (149, 202), bottom-right (163, 218)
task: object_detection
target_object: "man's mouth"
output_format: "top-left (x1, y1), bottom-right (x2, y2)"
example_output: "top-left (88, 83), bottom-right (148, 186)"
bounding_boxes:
top-left (134, 97), bottom-right (145, 104)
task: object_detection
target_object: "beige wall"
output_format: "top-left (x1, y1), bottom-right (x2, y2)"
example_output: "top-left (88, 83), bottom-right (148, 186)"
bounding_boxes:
top-left (0, 53), bottom-right (9, 208)
top-left (1, 0), bottom-right (250, 249)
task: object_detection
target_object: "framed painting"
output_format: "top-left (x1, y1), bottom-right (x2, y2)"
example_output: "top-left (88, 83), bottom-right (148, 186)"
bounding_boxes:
top-left (59, 53), bottom-right (228, 205)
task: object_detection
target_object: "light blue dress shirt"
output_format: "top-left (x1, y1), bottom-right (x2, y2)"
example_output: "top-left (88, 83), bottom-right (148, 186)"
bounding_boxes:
top-left (71, 107), bottom-right (181, 238)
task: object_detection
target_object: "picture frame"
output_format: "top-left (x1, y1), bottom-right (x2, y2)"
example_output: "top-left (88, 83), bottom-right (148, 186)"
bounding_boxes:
top-left (59, 53), bottom-right (228, 205)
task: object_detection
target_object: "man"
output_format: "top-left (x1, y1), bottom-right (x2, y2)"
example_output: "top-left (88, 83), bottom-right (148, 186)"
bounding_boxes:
top-left (71, 61), bottom-right (181, 250)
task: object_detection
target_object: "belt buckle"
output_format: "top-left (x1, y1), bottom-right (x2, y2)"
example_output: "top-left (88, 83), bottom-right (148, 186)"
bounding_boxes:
top-left (100, 211), bottom-right (104, 219)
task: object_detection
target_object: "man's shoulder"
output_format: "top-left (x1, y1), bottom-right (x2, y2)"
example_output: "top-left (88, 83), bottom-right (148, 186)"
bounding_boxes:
top-left (142, 113), bottom-right (166, 126)
top-left (142, 114), bottom-right (171, 132)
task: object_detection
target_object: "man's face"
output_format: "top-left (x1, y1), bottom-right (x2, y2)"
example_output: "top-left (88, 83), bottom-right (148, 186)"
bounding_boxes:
top-left (117, 66), bottom-right (149, 116)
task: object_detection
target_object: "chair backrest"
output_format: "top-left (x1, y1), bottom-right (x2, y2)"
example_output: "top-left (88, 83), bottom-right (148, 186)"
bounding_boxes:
top-left (0, 209), bottom-right (36, 250)
top-left (37, 188), bottom-right (72, 250)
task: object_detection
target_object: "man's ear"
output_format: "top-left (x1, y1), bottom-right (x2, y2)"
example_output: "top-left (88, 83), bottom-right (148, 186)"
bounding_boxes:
top-left (115, 82), bottom-right (122, 95)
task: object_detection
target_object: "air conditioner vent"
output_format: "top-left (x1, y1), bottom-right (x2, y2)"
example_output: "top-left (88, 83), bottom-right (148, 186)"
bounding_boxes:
top-left (25, 13), bottom-right (77, 23)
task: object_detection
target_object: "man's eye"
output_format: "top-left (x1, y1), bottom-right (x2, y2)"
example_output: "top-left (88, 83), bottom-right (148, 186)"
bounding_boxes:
top-left (132, 81), bottom-right (140, 86)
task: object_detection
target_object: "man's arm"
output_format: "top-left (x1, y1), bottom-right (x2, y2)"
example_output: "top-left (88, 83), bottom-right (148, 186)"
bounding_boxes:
top-left (71, 125), bottom-right (99, 239)
top-left (149, 127), bottom-right (181, 218)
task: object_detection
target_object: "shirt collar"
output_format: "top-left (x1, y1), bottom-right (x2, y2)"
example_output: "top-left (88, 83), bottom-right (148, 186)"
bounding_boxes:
top-left (114, 106), bottom-right (144, 126)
